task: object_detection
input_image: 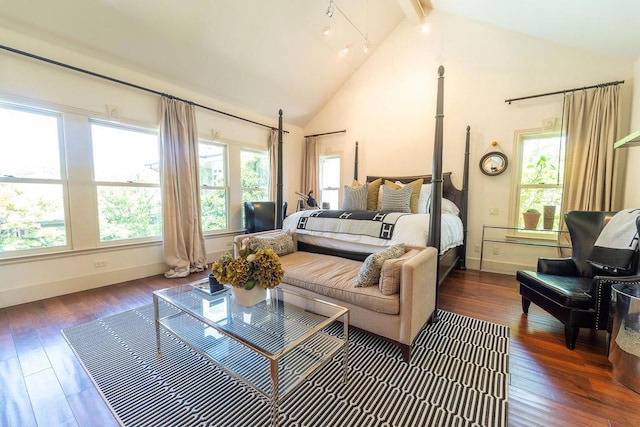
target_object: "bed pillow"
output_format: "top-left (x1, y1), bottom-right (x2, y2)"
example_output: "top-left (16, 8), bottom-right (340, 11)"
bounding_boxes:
top-left (425, 196), bottom-right (460, 215)
top-left (351, 178), bottom-right (382, 210)
top-left (342, 182), bottom-right (368, 210)
top-left (380, 184), bottom-right (412, 213)
top-left (379, 249), bottom-right (420, 295)
top-left (248, 230), bottom-right (295, 256)
top-left (355, 243), bottom-right (406, 287)
top-left (417, 184), bottom-right (431, 214)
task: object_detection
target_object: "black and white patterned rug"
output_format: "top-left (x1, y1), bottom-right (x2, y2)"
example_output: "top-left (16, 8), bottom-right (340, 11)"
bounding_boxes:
top-left (62, 306), bottom-right (509, 426)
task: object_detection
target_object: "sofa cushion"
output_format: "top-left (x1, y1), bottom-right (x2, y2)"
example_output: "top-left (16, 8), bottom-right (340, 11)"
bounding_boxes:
top-left (379, 249), bottom-right (420, 295)
top-left (355, 244), bottom-right (406, 287)
top-left (248, 230), bottom-right (295, 256)
top-left (279, 251), bottom-right (400, 315)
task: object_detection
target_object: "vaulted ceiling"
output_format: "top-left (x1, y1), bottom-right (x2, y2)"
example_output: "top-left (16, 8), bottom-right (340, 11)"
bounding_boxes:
top-left (1, 0), bottom-right (639, 127)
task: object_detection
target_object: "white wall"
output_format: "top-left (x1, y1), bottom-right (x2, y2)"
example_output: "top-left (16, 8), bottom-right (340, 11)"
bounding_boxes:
top-left (0, 27), bottom-right (304, 307)
top-left (305, 10), bottom-right (634, 273)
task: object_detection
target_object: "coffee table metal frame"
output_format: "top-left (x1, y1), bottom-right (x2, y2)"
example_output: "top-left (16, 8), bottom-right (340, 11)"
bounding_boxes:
top-left (153, 281), bottom-right (349, 426)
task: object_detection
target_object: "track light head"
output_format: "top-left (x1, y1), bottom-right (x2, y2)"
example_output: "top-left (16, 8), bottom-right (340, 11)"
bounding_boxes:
top-left (326, 0), bottom-right (334, 18)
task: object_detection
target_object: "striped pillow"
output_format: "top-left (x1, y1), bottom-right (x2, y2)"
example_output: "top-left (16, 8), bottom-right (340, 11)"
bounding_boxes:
top-left (342, 183), bottom-right (368, 210)
top-left (380, 184), bottom-right (412, 213)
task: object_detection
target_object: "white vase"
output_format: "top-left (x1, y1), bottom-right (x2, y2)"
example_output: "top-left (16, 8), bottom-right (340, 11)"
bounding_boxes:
top-left (230, 286), bottom-right (267, 306)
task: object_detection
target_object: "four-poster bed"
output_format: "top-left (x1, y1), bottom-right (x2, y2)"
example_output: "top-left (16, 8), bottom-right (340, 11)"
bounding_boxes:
top-left (259, 65), bottom-right (464, 358)
top-left (278, 66), bottom-right (469, 286)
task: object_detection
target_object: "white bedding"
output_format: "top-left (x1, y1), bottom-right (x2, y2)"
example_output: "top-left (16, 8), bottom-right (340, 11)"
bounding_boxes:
top-left (282, 210), bottom-right (463, 254)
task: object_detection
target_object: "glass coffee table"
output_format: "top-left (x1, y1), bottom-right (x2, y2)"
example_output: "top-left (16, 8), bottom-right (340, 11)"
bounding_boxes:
top-left (153, 280), bottom-right (349, 427)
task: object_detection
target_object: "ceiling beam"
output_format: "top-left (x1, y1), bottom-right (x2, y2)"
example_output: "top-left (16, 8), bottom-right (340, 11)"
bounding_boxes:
top-left (395, 0), bottom-right (428, 25)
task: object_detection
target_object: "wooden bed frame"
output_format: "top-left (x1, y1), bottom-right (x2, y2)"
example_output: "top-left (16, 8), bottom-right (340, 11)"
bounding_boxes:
top-left (274, 66), bottom-right (467, 315)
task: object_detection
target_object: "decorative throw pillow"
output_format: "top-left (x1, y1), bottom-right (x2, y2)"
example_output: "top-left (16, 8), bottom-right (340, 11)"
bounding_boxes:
top-left (342, 182), bottom-right (368, 210)
top-left (351, 178), bottom-right (381, 210)
top-left (394, 179), bottom-right (423, 213)
top-left (380, 184), bottom-right (412, 213)
top-left (248, 230), bottom-right (295, 256)
top-left (355, 243), bottom-right (405, 287)
top-left (379, 249), bottom-right (420, 295)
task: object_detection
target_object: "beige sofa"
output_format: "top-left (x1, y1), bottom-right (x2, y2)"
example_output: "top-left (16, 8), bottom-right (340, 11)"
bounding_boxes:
top-left (234, 231), bottom-right (438, 362)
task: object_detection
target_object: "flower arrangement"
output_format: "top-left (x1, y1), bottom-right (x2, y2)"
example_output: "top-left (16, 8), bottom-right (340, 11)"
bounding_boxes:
top-left (211, 243), bottom-right (284, 290)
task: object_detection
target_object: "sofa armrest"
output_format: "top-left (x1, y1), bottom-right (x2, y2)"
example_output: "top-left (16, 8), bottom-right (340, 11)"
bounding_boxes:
top-left (398, 246), bottom-right (438, 345)
top-left (233, 230), bottom-right (298, 256)
top-left (537, 257), bottom-right (579, 276)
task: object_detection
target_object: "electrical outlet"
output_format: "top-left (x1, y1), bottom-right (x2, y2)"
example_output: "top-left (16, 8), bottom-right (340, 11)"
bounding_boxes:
top-left (489, 208), bottom-right (499, 216)
top-left (94, 259), bottom-right (107, 268)
top-left (474, 243), bottom-right (481, 253)
top-left (492, 246), bottom-right (500, 255)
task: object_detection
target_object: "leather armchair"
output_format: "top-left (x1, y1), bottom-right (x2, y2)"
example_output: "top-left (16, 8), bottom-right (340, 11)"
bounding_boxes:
top-left (516, 211), bottom-right (640, 350)
top-left (243, 201), bottom-right (288, 234)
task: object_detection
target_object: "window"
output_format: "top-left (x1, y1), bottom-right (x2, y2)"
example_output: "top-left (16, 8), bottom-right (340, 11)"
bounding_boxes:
top-left (513, 131), bottom-right (566, 230)
top-left (199, 141), bottom-right (227, 231)
top-left (91, 121), bottom-right (161, 242)
top-left (0, 104), bottom-right (68, 254)
top-left (240, 149), bottom-right (269, 203)
top-left (319, 155), bottom-right (340, 210)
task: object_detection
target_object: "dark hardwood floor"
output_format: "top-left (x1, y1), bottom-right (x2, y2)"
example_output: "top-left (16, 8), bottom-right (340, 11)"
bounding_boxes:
top-left (1, 269), bottom-right (639, 426)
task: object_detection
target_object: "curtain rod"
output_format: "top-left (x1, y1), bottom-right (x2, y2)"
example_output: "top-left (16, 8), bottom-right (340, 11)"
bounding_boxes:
top-left (0, 44), bottom-right (288, 133)
top-left (304, 129), bottom-right (346, 138)
top-left (505, 80), bottom-right (624, 104)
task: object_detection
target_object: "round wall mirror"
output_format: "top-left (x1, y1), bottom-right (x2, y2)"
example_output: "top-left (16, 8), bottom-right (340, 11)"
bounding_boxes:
top-left (479, 152), bottom-right (508, 176)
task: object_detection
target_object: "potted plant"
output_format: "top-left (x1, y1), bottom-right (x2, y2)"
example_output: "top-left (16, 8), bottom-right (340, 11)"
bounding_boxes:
top-left (210, 243), bottom-right (284, 305)
top-left (523, 208), bottom-right (541, 230)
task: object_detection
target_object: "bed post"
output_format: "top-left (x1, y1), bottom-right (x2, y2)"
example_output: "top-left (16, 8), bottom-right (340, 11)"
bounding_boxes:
top-left (354, 141), bottom-right (359, 181)
top-left (276, 109), bottom-right (284, 229)
top-left (458, 126), bottom-right (470, 269)
top-left (429, 65), bottom-right (444, 322)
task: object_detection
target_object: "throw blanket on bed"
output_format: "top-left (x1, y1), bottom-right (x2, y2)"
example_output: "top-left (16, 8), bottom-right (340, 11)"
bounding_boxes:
top-left (588, 209), bottom-right (640, 274)
top-left (295, 210), bottom-right (410, 240)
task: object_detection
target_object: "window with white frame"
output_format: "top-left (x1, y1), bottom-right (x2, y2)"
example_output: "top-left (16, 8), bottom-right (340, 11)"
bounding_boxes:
top-left (199, 140), bottom-right (227, 231)
top-left (319, 155), bottom-right (340, 210)
top-left (240, 149), bottom-right (269, 203)
top-left (513, 130), bottom-right (566, 231)
top-left (91, 121), bottom-right (161, 242)
top-left (0, 104), bottom-right (68, 254)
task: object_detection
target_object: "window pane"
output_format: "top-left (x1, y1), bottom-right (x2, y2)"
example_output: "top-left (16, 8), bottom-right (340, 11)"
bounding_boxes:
top-left (0, 106), bottom-right (61, 179)
top-left (0, 183), bottom-right (66, 251)
top-left (241, 150), bottom-right (268, 189)
top-left (97, 186), bottom-right (161, 241)
top-left (321, 189), bottom-right (339, 210)
top-left (243, 189), bottom-right (268, 203)
top-left (201, 189), bottom-right (227, 230)
top-left (320, 157), bottom-right (340, 189)
top-left (199, 143), bottom-right (225, 187)
top-left (91, 123), bottom-right (159, 183)
top-left (521, 137), bottom-right (564, 185)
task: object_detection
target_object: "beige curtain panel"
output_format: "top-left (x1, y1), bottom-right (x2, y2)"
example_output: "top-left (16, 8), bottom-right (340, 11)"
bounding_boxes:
top-left (159, 97), bottom-right (207, 278)
top-left (302, 136), bottom-right (319, 205)
top-left (562, 85), bottom-right (620, 213)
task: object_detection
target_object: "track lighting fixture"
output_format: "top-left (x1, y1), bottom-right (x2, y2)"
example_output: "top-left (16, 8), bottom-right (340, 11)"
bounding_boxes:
top-left (325, 0), bottom-right (371, 54)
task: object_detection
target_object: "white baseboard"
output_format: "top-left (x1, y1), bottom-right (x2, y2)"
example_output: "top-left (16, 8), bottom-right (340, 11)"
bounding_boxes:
top-left (0, 249), bottom-right (229, 308)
